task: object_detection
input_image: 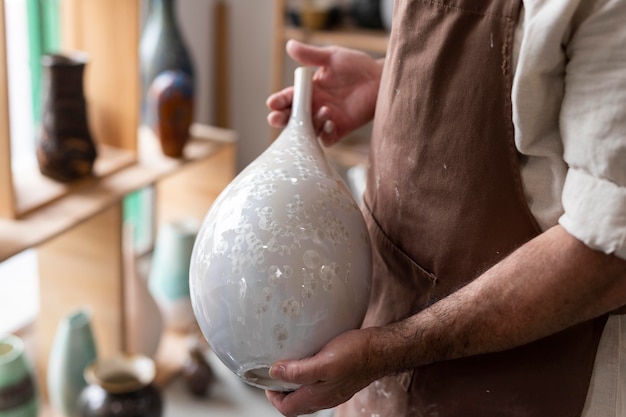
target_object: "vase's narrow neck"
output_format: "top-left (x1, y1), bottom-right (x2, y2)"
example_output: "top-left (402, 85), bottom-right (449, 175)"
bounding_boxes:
top-left (151, 0), bottom-right (176, 23)
top-left (290, 67), bottom-right (314, 128)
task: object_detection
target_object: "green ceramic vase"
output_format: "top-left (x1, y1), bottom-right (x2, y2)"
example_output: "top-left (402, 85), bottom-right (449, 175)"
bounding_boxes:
top-left (0, 335), bottom-right (38, 417)
top-left (47, 308), bottom-right (98, 417)
top-left (148, 218), bottom-right (198, 332)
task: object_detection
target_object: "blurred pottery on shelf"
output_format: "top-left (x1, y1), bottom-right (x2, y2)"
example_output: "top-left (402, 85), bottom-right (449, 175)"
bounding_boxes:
top-left (181, 333), bottom-right (214, 398)
top-left (0, 335), bottom-right (38, 417)
top-left (37, 52), bottom-right (97, 182)
top-left (351, 0), bottom-right (383, 29)
top-left (148, 218), bottom-right (198, 332)
top-left (123, 224), bottom-right (163, 358)
top-left (189, 67), bottom-right (372, 391)
top-left (47, 308), bottom-right (98, 417)
top-left (77, 354), bottom-right (162, 417)
top-left (140, 0), bottom-right (194, 126)
top-left (380, 0), bottom-right (393, 31)
top-left (147, 70), bottom-right (194, 158)
top-left (286, 0), bottom-right (342, 30)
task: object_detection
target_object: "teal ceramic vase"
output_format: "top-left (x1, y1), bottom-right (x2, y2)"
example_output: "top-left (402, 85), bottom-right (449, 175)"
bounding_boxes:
top-left (47, 308), bottom-right (98, 417)
top-left (139, 0), bottom-right (194, 125)
top-left (0, 335), bottom-right (38, 417)
top-left (149, 218), bottom-right (198, 332)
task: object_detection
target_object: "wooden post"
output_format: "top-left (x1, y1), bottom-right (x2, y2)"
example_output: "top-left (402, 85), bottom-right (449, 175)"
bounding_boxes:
top-left (60, 0), bottom-right (140, 151)
top-left (0, 0), bottom-right (16, 218)
top-left (270, 0), bottom-right (287, 141)
top-left (37, 203), bottom-right (125, 395)
top-left (214, 1), bottom-right (230, 129)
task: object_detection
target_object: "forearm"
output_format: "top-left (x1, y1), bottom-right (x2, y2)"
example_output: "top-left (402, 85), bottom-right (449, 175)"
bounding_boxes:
top-left (373, 225), bottom-right (626, 373)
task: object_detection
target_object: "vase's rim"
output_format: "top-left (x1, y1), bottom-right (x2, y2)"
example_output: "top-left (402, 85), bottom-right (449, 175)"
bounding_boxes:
top-left (66, 307), bottom-right (92, 329)
top-left (239, 363), bottom-right (301, 391)
top-left (0, 334), bottom-right (23, 365)
top-left (42, 51), bottom-right (90, 67)
top-left (85, 354), bottom-right (156, 394)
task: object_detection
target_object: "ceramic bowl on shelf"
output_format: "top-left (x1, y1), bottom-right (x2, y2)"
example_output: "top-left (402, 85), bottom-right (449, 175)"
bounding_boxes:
top-left (286, 0), bottom-right (343, 30)
top-left (189, 67), bottom-right (372, 391)
top-left (77, 354), bottom-right (162, 417)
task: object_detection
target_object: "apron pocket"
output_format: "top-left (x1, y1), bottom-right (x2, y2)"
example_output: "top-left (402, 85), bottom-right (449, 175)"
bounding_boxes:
top-left (361, 203), bottom-right (438, 328)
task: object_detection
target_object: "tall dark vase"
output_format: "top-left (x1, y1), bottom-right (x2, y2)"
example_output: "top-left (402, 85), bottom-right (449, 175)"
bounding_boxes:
top-left (139, 0), bottom-right (195, 126)
top-left (37, 53), bottom-right (97, 183)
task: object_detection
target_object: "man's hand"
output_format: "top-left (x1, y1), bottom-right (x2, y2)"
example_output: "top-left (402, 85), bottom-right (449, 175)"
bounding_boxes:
top-left (265, 328), bottom-right (384, 417)
top-left (267, 39), bottom-right (383, 146)
top-left (264, 225), bottom-right (626, 416)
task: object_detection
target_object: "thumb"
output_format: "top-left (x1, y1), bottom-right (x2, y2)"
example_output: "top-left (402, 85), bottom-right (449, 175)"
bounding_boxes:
top-left (269, 357), bottom-right (323, 386)
top-left (286, 39), bottom-right (332, 68)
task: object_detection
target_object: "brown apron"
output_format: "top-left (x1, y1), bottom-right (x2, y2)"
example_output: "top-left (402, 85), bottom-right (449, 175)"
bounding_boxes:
top-left (337, 0), bottom-right (608, 416)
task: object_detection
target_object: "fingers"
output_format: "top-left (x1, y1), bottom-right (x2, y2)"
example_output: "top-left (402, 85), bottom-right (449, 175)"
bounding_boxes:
top-left (314, 106), bottom-right (340, 146)
top-left (266, 87), bottom-right (294, 111)
top-left (266, 87), bottom-right (294, 128)
top-left (286, 39), bottom-right (333, 68)
top-left (266, 386), bottom-right (322, 417)
top-left (267, 110), bottom-right (290, 128)
top-left (269, 358), bottom-right (323, 386)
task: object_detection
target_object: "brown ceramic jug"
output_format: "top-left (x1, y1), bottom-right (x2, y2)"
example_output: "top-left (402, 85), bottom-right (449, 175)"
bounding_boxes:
top-left (37, 52), bottom-right (97, 182)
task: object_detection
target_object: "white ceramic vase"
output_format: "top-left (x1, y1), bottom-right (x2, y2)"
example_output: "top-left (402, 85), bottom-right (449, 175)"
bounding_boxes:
top-left (123, 224), bottom-right (163, 358)
top-left (189, 67), bottom-right (372, 391)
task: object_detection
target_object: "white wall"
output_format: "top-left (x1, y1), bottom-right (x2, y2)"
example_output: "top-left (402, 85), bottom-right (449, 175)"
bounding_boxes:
top-left (178, 0), bottom-right (277, 172)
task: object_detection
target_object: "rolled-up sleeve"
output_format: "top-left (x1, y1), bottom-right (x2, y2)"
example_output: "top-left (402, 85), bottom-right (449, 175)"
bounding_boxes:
top-left (558, 0), bottom-right (626, 260)
top-left (560, 170), bottom-right (626, 259)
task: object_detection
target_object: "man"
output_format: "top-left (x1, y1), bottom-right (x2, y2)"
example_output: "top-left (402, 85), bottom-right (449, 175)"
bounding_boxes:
top-left (265, 1), bottom-right (626, 416)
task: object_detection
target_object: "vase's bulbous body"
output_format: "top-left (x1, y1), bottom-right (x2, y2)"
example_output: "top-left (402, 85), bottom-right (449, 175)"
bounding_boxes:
top-left (189, 67), bottom-right (372, 391)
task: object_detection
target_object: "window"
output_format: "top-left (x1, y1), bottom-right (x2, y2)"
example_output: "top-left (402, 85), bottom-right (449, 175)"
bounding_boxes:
top-left (0, 0), bottom-right (152, 335)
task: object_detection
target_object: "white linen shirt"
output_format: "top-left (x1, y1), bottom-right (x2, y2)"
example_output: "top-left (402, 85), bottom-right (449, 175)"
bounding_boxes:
top-left (513, 1), bottom-right (626, 415)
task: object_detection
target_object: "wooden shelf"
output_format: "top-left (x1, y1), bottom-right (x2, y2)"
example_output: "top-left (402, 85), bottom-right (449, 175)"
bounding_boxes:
top-left (13, 146), bottom-right (136, 218)
top-left (0, 124), bottom-right (236, 262)
top-left (283, 26), bottom-right (388, 54)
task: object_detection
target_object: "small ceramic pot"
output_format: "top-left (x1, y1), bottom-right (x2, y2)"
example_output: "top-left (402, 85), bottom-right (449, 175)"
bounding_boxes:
top-left (0, 335), bottom-right (38, 417)
top-left (77, 355), bottom-right (162, 417)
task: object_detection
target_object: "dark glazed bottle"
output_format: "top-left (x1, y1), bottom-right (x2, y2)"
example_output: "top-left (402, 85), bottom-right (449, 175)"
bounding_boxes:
top-left (139, 0), bottom-right (194, 125)
top-left (77, 355), bottom-right (162, 417)
top-left (37, 53), bottom-right (97, 182)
